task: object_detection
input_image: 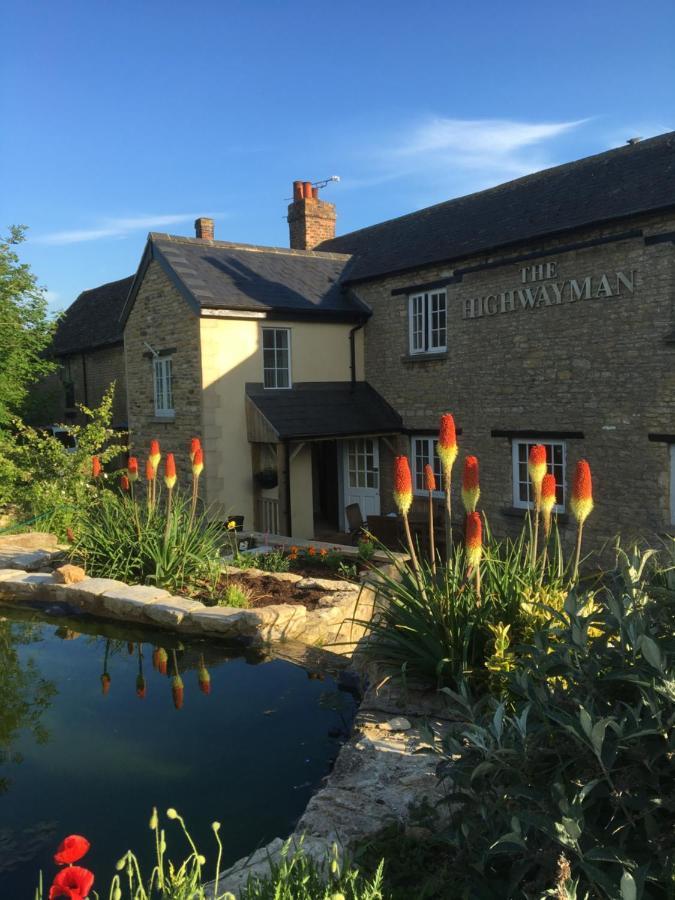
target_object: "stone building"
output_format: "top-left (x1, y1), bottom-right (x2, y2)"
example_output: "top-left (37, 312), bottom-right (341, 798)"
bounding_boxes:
top-left (92, 133), bottom-right (674, 550)
top-left (48, 276), bottom-right (133, 429)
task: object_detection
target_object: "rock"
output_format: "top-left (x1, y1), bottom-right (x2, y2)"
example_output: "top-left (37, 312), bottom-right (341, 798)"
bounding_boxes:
top-left (144, 597), bottom-right (204, 627)
top-left (267, 571), bottom-right (304, 584)
top-left (53, 564), bottom-right (86, 585)
top-left (187, 606), bottom-right (261, 636)
top-left (0, 549), bottom-right (56, 571)
top-left (0, 532), bottom-right (58, 551)
top-left (101, 584), bottom-right (172, 619)
top-left (381, 717), bottom-right (412, 732)
top-left (296, 577), bottom-right (357, 592)
top-left (0, 571), bottom-right (56, 597)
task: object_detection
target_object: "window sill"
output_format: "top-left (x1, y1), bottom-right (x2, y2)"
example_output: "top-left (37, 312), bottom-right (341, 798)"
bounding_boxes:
top-left (401, 351), bottom-right (448, 364)
top-left (501, 506), bottom-right (570, 525)
top-left (152, 415), bottom-right (176, 423)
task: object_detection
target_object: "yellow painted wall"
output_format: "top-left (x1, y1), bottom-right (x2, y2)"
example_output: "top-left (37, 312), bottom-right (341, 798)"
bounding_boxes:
top-left (199, 316), bottom-right (364, 535)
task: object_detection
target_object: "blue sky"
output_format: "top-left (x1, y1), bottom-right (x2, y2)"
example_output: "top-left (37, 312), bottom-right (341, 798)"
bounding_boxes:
top-left (2, 0), bottom-right (673, 314)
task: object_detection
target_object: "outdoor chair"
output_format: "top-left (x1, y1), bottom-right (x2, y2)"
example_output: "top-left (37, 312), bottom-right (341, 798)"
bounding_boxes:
top-left (344, 503), bottom-right (365, 544)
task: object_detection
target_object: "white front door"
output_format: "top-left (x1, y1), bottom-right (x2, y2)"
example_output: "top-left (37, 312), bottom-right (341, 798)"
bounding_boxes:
top-left (343, 438), bottom-right (380, 529)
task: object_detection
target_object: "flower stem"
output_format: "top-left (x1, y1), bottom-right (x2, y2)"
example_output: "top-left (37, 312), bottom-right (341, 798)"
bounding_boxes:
top-left (428, 488), bottom-right (436, 574)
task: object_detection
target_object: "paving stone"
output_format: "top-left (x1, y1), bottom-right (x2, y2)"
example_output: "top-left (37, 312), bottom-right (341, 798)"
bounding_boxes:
top-left (187, 606), bottom-right (260, 635)
top-left (0, 572), bottom-right (56, 597)
top-left (0, 550), bottom-right (55, 571)
top-left (297, 577), bottom-right (358, 592)
top-left (101, 584), bottom-right (171, 618)
top-left (144, 597), bottom-right (204, 627)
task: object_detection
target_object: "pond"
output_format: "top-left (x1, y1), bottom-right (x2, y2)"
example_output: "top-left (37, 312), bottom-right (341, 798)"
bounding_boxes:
top-left (0, 602), bottom-right (358, 897)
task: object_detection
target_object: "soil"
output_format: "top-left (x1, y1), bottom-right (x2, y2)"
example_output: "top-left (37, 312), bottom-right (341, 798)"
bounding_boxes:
top-left (197, 572), bottom-right (327, 609)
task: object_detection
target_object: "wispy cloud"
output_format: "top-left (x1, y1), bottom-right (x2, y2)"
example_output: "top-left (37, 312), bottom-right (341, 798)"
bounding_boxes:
top-left (33, 213), bottom-right (224, 246)
top-left (342, 116), bottom-right (589, 194)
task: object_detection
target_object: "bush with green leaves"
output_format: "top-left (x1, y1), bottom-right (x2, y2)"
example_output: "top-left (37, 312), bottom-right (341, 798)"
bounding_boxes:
top-left (72, 487), bottom-right (225, 594)
top-left (431, 545), bottom-right (675, 899)
top-left (356, 523), bottom-right (567, 690)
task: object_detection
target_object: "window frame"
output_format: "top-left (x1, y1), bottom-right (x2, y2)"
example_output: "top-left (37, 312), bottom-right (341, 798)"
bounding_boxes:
top-left (408, 290), bottom-right (447, 355)
top-left (511, 438), bottom-right (566, 512)
top-left (411, 435), bottom-right (444, 498)
top-left (153, 355), bottom-right (174, 417)
top-left (262, 327), bottom-right (292, 390)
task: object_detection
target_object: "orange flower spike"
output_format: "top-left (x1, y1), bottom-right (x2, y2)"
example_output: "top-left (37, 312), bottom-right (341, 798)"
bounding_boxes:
top-left (198, 666), bottom-right (211, 695)
top-left (541, 473), bottom-right (557, 536)
top-left (571, 459), bottom-right (594, 524)
top-left (136, 674), bottom-right (147, 699)
top-left (146, 458), bottom-right (155, 481)
top-left (192, 447), bottom-right (204, 478)
top-left (393, 456), bottom-right (413, 516)
top-left (157, 648), bottom-right (168, 676)
top-left (465, 511), bottom-right (483, 569)
top-left (190, 437), bottom-right (202, 463)
top-left (461, 456), bottom-right (480, 513)
top-left (424, 463), bottom-right (436, 492)
top-left (120, 474), bottom-right (130, 492)
top-left (528, 445), bottom-right (547, 503)
top-left (171, 674), bottom-right (184, 710)
top-left (91, 456), bottom-right (102, 478)
top-left (101, 672), bottom-right (111, 695)
top-left (127, 456), bottom-right (139, 482)
top-left (149, 439), bottom-right (161, 471)
top-left (437, 414), bottom-right (458, 471)
top-left (164, 453), bottom-right (177, 490)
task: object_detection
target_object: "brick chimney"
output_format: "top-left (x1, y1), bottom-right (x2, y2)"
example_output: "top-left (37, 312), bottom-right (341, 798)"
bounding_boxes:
top-left (287, 181), bottom-right (336, 250)
top-left (194, 217), bottom-right (214, 240)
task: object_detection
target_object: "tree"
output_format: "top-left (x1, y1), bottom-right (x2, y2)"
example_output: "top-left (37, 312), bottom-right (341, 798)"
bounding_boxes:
top-left (0, 226), bottom-right (56, 426)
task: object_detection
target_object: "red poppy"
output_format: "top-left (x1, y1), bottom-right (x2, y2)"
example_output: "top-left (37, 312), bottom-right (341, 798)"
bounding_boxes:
top-left (393, 456), bottom-right (413, 515)
top-left (528, 445), bottom-right (547, 502)
top-left (190, 437), bottom-right (202, 462)
top-left (49, 865), bottom-right (94, 899)
top-left (198, 666), bottom-right (211, 695)
top-left (119, 474), bottom-right (130, 492)
top-left (423, 463), bottom-right (436, 492)
top-left (172, 674), bottom-right (184, 710)
top-left (136, 674), bottom-right (147, 699)
top-left (571, 459), bottom-right (594, 524)
top-left (437, 414), bottom-right (458, 470)
top-left (164, 453), bottom-right (177, 490)
top-left (127, 456), bottom-right (139, 482)
top-left (54, 834), bottom-right (90, 866)
top-left (91, 457), bottom-right (101, 479)
top-left (100, 673), bottom-right (110, 695)
top-left (465, 511), bottom-right (482, 569)
top-left (192, 447), bottom-right (204, 478)
top-left (461, 456), bottom-right (480, 513)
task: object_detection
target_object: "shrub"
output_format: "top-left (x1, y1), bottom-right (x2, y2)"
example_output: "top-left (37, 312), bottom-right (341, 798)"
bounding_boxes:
top-left (219, 582), bottom-right (252, 608)
top-left (433, 547), bottom-right (675, 898)
top-left (72, 489), bottom-right (225, 593)
top-left (255, 548), bottom-right (291, 573)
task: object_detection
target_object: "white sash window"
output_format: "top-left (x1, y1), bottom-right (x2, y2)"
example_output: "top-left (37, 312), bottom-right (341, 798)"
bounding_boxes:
top-left (408, 290), bottom-right (447, 355)
top-left (153, 356), bottom-right (174, 417)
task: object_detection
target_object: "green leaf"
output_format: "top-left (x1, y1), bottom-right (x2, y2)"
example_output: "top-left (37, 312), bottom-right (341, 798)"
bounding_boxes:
top-left (639, 636), bottom-right (663, 672)
top-left (579, 706), bottom-right (593, 739)
top-left (620, 870), bottom-right (637, 900)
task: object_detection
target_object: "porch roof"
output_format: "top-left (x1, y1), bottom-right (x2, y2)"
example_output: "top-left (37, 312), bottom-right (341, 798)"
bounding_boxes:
top-left (245, 382), bottom-right (403, 442)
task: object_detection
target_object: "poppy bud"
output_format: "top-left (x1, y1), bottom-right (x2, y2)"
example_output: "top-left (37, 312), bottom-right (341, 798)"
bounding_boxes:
top-left (461, 456), bottom-right (480, 513)
top-left (149, 439), bottom-right (161, 470)
top-left (424, 463), bottom-right (436, 492)
top-left (437, 414), bottom-right (458, 471)
top-left (171, 675), bottom-right (184, 709)
top-left (465, 511), bottom-right (482, 569)
top-left (190, 437), bottom-right (202, 463)
top-left (120, 474), bottom-right (130, 492)
top-left (101, 672), bottom-right (111, 695)
top-left (393, 456), bottom-right (413, 516)
top-left (128, 456), bottom-right (139, 482)
top-left (571, 460), bottom-right (594, 524)
top-left (136, 674), bottom-right (147, 699)
top-left (192, 447), bottom-right (204, 478)
top-left (528, 445), bottom-right (547, 503)
top-left (92, 456), bottom-right (102, 478)
top-left (198, 666), bottom-right (211, 695)
top-left (164, 453), bottom-right (177, 490)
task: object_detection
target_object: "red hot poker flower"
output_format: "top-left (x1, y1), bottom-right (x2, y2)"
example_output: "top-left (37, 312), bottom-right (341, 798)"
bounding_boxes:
top-left (91, 457), bottom-right (101, 478)
top-left (156, 648), bottom-right (168, 676)
top-left (136, 674), bottom-right (147, 699)
top-left (127, 456), bottom-right (139, 482)
top-left (465, 512), bottom-right (482, 569)
top-left (145, 458), bottom-right (155, 481)
top-left (528, 445), bottom-right (547, 503)
top-left (164, 453), bottom-right (177, 490)
top-left (190, 437), bottom-right (202, 462)
top-left (149, 440), bottom-right (161, 470)
top-left (571, 460), bottom-right (594, 524)
top-left (101, 673), bottom-right (110, 695)
top-left (424, 463), bottom-right (436, 492)
top-left (172, 674), bottom-right (184, 710)
top-left (541, 473), bottom-right (557, 536)
top-left (437, 414), bottom-right (458, 470)
top-left (54, 834), bottom-right (90, 866)
top-left (192, 447), bottom-right (204, 478)
top-left (49, 865), bottom-right (94, 899)
top-left (461, 456), bottom-right (480, 513)
top-left (120, 474), bottom-right (130, 492)
top-left (393, 456), bottom-right (413, 515)
top-left (198, 666), bottom-right (211, 695)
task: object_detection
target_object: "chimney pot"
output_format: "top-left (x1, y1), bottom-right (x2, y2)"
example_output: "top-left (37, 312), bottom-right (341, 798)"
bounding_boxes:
top-left (311, 186), bottom-right (319, 199)
top-left (293, 181), bottom-right (303, 201)
top-left (303, 181), bottom-right (313, 199)
top-left (287, 179), bottom-right (336, 250)
top-left (194, 217), bottom-right (214, 240)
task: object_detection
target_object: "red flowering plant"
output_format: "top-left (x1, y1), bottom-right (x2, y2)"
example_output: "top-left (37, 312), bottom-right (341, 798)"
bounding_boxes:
top-left (45, 834), bottom-right (94, 900)
top-left (438, 413), bottom-right (459, 557)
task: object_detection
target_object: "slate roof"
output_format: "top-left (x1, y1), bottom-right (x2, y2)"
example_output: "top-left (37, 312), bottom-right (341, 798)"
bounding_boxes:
top-left (318, 131), bottom-right (675, 283)
top-left (133, 235), bottom-right (367, 322)
top-left (246, 382), bottom-right (403, 440)
top-left (51, 275), bottom-right (134, 356)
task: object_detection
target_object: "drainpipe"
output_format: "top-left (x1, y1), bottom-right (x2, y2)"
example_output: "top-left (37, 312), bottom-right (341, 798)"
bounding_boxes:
top-left (349, 318), bottom-right (366, 392)
top-left (283, 439), bottom-right (293, 536)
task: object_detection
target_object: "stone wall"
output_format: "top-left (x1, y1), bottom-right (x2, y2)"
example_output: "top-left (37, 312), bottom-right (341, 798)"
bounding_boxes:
top-left (124, 260), bottom-right (202, 491)
top-left (356, 212), bottom-right (675, 552)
